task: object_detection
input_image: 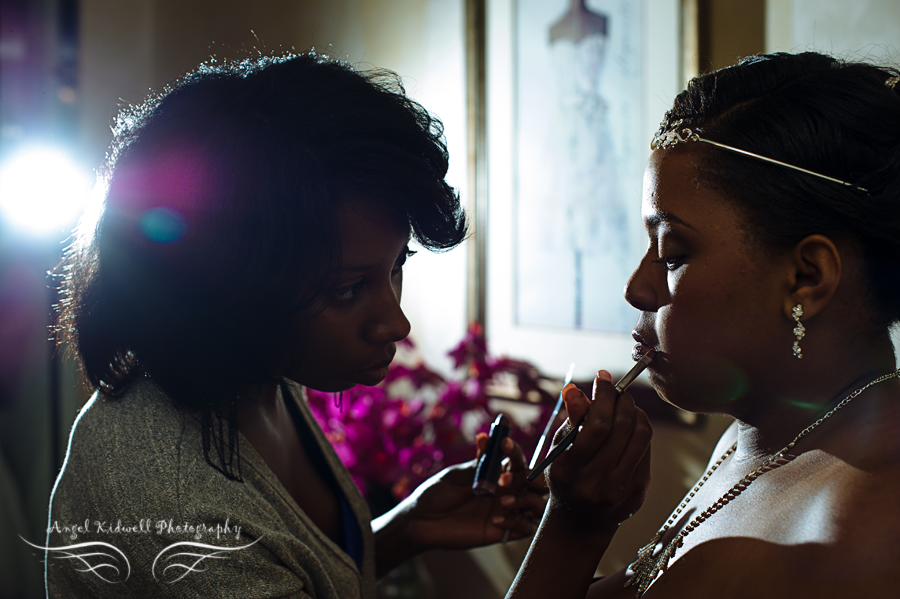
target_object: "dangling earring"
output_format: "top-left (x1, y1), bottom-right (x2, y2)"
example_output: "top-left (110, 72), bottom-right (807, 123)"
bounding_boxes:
top-left (791, 304), bottom-right (805, 359)
top-left (334, 391), bottom-right (343, 413)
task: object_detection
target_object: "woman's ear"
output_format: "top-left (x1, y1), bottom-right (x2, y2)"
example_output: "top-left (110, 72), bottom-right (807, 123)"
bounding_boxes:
top-left (783, 234), bottom-right (842, 321)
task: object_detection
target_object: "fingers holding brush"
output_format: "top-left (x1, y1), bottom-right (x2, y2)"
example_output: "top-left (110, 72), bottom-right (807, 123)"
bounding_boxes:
top-left (592, 383), bottom-right (638, 466)
top-left (542, 372), bottom-right (653, 532)
top-left (553, 372), bottom-right (617, 466)
top-left (548, 373), bottom-right (617, 482)
top-left (528, 351), bottom-right (655, 484)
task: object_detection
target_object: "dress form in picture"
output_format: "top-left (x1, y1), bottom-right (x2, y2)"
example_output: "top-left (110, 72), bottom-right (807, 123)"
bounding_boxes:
top-left (548, 0), bottom-right (626, 329)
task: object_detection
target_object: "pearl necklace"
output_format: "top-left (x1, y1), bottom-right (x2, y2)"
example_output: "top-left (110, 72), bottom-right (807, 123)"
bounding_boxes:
top-left (624, 368), bottom-right (900, 597)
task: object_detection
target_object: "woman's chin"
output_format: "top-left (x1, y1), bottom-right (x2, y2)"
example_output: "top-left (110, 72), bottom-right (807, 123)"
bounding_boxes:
top-left (351, 366), bottom-right (390, 387)
top-left (649, 356), bottom-right (750, 413)
top-left (302, 370), bottom-right (388, 392)
top-left (290, 375), bottom-right (360, 393)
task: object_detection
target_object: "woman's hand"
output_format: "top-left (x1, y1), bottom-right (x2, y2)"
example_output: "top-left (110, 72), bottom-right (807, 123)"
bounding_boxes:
top-left (544, 370), bottom-right (653, 540)
top-left (504, 371), bottom-right (653, 599)
top-left (373, 433), bottom-right (547, 576)
top-left (403, 434), bottom-right (547, 551)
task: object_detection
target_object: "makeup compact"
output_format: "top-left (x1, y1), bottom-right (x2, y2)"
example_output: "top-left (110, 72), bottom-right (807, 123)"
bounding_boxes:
top-left (472, 414), bottom-right (511, 496)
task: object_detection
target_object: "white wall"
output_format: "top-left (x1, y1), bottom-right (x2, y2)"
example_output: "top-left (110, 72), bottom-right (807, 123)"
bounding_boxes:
top-left (766, 0), bottom-right (900, 61)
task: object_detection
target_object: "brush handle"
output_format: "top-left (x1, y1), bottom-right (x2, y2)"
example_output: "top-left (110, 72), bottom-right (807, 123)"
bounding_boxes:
top-left (529, 363), bottom-right (576, 470)
top-left (525, 423), bottom-right (579, 481)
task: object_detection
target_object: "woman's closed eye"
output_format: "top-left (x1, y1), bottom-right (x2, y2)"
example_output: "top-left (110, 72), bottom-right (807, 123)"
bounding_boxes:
top-left (652, 254), bottom-right (686, 271)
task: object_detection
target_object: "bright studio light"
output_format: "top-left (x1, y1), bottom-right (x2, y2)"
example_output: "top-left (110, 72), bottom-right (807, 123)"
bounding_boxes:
top-left (0, 147), bottom-right (91, 235)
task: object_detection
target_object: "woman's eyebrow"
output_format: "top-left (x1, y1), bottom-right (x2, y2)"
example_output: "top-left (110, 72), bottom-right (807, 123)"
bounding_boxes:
top-left (339, 263), bottom-right (374, 273)
top-left (335, 245), bottom-right (411, 273)
top-left (643, 211), bottom-right (696, 232)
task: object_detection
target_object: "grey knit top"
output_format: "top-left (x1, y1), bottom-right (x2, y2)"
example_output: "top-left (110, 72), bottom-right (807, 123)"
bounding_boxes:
top-left (45, 377), bottom-right (377, 598)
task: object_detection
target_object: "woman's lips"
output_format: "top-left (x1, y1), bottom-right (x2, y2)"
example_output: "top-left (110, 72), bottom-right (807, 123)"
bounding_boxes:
top-left (353, 360), bottom-right (393, 384)
top-left (632, 343), bottom-right (654, 362)
top-left (631, 331), bottom-right (656, 362)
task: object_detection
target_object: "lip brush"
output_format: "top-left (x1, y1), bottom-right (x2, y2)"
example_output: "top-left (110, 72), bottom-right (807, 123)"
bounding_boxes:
top-left (529, 363), bottom-right (576, 471)
top-left (525, 349), bottom-right (655, 482)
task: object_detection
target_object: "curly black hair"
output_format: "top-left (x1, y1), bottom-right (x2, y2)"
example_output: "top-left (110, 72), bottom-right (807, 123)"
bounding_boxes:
top-left (56, 52), bottom-right (467, 413)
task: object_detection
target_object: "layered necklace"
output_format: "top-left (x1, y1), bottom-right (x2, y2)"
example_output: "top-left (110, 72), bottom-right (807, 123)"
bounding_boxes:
top-left (624, 368), bottom-right (900, 597)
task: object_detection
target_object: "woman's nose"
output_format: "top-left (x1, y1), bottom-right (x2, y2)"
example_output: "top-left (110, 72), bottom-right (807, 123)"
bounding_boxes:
top-left (367, 286), bottom-right (411, 344)
top-left (624, 254), bottom-right (659, 313)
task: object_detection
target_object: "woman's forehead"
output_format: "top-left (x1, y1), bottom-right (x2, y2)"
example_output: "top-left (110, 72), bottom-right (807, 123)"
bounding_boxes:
top-left (642, 148), bottom-right (741, 231)
top-left (337, 198), bottom-right (409, 234)
top-left (336, 198), bottom-right (410, 262)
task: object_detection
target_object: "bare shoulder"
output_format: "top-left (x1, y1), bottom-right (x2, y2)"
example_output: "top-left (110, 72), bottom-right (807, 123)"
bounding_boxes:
top-left (632, 460), bottom-right (900, 598)
top-left (830, 458), bottom-right (900, 543)
top-left (634, 534), bottom-right (898, 599)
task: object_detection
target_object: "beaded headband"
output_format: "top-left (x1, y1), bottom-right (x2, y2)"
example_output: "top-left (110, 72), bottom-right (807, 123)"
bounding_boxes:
top-left (651, 119), bottom-right (868, 192)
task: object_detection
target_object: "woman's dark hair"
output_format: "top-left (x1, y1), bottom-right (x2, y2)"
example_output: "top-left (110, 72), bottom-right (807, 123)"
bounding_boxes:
top-left (56, 52), bottom-right (467, 412)
top-left (658, 51), bottom-right (900, 329)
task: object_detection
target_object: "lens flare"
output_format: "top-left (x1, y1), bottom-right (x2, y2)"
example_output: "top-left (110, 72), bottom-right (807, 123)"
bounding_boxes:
top-left (138, 208), bottom-right (186, 243)
top-left (0, 147), bottom-right (91, 234)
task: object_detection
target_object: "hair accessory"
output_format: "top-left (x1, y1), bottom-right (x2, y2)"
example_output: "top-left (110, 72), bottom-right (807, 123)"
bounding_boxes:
top-left (886, 74), bottom-right (900, 89)
top-left (792, 304), bottom-right (805, 359)
top-left (624, 367), bottom-right (900, 597)
top-left (334, 391), bottom-right (343, 413)
top-left (651, 119), bottom-right (868, 192)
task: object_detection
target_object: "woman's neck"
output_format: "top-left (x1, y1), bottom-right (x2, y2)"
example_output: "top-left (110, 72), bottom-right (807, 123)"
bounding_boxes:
top-left (731, 333), bottom-right (898, 464)
top-left (236, 382), bottom-right (283, 425)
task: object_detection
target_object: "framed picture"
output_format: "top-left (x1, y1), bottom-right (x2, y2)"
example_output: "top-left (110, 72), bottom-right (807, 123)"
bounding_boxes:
top-left (484, 0), bottom-right (684, 380)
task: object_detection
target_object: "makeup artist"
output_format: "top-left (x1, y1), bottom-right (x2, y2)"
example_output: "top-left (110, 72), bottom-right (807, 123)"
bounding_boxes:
top-left (47, 53), bottom-right (545, 598)
top-left (507, 51), bottom-right (900, 598)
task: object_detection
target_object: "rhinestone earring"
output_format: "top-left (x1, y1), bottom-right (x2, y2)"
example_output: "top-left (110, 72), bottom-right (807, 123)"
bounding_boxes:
top-left (792, 304), bottom-right (805, 359)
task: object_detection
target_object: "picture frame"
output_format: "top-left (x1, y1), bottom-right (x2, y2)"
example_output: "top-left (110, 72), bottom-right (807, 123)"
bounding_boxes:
top-left (481, 0), bottom-right (685, 380)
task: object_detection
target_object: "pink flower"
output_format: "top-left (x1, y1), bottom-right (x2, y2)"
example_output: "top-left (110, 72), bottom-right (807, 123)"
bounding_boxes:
top-left (447, 322), bottom-right (488, 369)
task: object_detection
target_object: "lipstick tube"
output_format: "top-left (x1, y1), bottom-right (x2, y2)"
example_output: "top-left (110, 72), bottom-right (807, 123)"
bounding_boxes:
top-left (472, 414), bottom-right (511, 496)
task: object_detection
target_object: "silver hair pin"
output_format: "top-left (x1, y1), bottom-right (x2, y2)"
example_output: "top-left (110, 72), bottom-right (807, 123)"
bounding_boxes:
top-left (651, 119), bottom-right (868, 193)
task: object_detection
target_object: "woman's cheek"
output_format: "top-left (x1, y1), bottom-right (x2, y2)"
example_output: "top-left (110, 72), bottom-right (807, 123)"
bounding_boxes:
top-left (660, 306), bottom-right (751, 408)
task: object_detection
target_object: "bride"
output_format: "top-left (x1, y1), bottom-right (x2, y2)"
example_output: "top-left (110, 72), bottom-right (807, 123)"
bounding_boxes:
top-left (508, 51), bottom-right (900, 598)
